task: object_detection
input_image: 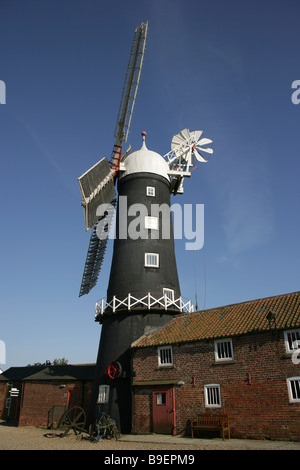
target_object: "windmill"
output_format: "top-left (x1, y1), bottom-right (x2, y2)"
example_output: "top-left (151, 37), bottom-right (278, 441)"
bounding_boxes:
top-left (77, 22), bottom-right (213, 433)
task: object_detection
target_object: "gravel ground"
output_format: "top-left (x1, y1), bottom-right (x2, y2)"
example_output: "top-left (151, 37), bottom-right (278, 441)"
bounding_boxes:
top-left (1, 421), bottom-right (299, 451)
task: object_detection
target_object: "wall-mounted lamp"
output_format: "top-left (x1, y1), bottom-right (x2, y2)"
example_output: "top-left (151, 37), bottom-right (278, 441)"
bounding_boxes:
top-left (267, 309), bottom-right (277, 329)
top-left (177, 381), bottom-right (185, 386)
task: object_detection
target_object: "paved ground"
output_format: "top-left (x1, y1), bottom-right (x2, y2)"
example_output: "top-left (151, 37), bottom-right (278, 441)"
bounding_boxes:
top-left (1, 421), bottom-right (299, 451)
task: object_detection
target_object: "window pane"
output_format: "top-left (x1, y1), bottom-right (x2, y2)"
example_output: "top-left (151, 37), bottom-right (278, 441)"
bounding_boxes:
top-left (163, 288), bottom-right (174, 302)
top-left (145, 216), bottom-right (158, 230)
top-left (98, 385), bottom-right (109, 403)
top-left (145, 253), bottom-right (159, 267)
top-left (157, 393), bottom-right (166, 405)
top-left (205, 385), bottom-right (221, 407)
top-left (291, 379), bottom-right (300, 400)
top-left (285, 330), bottom-right (300, 352)
top-left (158, 347), bottom-right (173, 365)
top-left (146, 186), bottom-right (155, 197)
top-left (215, 339), bottom-right (233, 360)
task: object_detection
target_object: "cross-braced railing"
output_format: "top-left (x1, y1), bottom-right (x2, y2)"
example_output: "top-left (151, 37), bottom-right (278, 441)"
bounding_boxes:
top-left (95, 292), bottom-right (194, 320)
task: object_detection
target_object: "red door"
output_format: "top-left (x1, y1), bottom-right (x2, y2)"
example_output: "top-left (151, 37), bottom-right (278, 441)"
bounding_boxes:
top-left (152, 387), bottom-right (174, 434)
top-left (67, 389), bottom-right (80, 407)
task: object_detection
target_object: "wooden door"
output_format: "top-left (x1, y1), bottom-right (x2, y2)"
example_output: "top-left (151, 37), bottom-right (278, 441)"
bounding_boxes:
top-left (152, 387), bottom-right (174, 434)
top-left (67, 388), bottom-right (80, 407)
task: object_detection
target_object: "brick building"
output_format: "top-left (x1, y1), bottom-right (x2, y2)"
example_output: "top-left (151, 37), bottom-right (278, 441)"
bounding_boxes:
top-left (0, 364), bottom-right (95, 427)
top-left (1, 293), bottom-right (299, 440)
top-left (131, 292), bottom-right (300, 440)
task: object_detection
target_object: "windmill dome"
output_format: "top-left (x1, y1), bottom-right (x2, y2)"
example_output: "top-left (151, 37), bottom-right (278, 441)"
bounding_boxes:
top-left (119, 132), bottom-right (170, 182)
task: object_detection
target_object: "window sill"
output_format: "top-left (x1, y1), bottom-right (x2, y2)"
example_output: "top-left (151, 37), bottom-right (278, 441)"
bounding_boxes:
top-left (157, 365), bottom-right (174, 370)
top-left (281, 353), bottom-right (293, 360)
top-left (213, 360), bottom-right (236, 366)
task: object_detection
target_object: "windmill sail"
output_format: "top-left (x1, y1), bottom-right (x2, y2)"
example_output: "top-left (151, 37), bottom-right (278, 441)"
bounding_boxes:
top-left (111, 21), bottom-right (148, 175)
top-left (78, 22), bottom-right (148, 295)
top-left (114, 21), bottom-right (148, 145)
top-left (78, 158), bottom-right (116, 231)
top-left (79, 199), bottom-right (116, 297)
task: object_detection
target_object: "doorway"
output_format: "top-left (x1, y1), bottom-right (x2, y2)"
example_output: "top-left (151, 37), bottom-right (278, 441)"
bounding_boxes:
top-left (67, 388), bottom-right (80, 407)
top-left (152, 387), bottom-right (174, 434)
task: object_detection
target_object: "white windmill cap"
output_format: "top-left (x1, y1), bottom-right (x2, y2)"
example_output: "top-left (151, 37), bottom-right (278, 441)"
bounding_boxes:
top-left (119, 131), bottom-right (170, 181)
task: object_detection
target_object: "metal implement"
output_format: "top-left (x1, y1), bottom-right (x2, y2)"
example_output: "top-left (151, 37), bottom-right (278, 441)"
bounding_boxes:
top-left (90, 409), bottom-right (120, 441)
top-left (48, 406), bottom-right (120, 442)
top-left (57, 406), bottom-right (87, 436)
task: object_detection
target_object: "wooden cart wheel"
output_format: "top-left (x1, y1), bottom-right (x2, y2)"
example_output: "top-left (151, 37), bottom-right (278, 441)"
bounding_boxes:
top-left (58, 406), bottom-right (86, 436)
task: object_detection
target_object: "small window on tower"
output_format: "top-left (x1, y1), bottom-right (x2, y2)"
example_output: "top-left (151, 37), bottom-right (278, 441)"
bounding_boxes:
top-left (145, 216), bottom-right (158, 230)
top-left (163, 288), bottom-right (175, 302)
top-left (145, 253), bottom-right (159, 268)
top-left (146, 186), bottom-right (155, 197)
top-left (98, 385), bottom-right (109, 404)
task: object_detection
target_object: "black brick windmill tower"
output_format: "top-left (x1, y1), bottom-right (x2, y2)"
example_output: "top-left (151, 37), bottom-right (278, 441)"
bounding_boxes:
top-left (77, 22), bottom-right (213, 432)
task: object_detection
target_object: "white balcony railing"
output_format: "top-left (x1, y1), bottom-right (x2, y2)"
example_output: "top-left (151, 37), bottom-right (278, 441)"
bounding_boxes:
top-left (95, 292), bottom-right (194, 320)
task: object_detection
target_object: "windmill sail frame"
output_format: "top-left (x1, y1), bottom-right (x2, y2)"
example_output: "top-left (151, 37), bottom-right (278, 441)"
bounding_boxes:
top-left (78, 21), bottom-right (148, 296)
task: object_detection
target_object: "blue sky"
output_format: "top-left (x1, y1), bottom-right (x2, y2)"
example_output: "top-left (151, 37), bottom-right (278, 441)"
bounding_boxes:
top-left (0, 0), bottom-right (299, 370)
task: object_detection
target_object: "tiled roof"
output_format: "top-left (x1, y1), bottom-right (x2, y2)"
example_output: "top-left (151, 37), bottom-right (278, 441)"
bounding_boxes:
top-left (0, 364), bottom-right (96, 382)
top-left (132, 292), bottom-right (300, 348)
top-left (0, 366), bottom-right (46, 381)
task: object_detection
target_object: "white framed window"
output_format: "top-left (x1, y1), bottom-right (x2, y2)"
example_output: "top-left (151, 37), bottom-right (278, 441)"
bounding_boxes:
top-left (284, 329), bottom-right (300, 353)
top-left (145, 253), bottom-right (159, 268)
top-left (214, 338), bottom-right (234, 362)
top-left (97, 385), bottom-right (110, 404)
top-left (163, 288), bottom-right (175, 303)
top-left (158, 346), bottom-right (173, 366)
top-left (144, 216), bottom-right (158, 230)
top-left (204, 384), bottom-right (221, 408)
top-left (146, 186), bottom-right (155, 197)
top-left (287, 377), bottom-right (300, 403)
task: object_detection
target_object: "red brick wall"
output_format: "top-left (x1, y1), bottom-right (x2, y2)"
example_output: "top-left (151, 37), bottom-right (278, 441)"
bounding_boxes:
top-left (0, 381), bottom-right (23, 421)
top-left (132, 330), bottom-right (300, 440)
top-left (18, 380), bottom-right (93, 427)
top-left (0, 382), bottom-right (8, 419)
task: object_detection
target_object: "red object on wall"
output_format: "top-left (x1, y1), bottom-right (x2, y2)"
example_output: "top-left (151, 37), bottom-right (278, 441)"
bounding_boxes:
top-left (108, 361), bottom-right (122, 379)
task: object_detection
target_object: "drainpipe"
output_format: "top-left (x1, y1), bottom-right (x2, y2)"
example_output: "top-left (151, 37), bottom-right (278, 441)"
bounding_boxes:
top-left (172, 386), bottom-right (176, 435)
